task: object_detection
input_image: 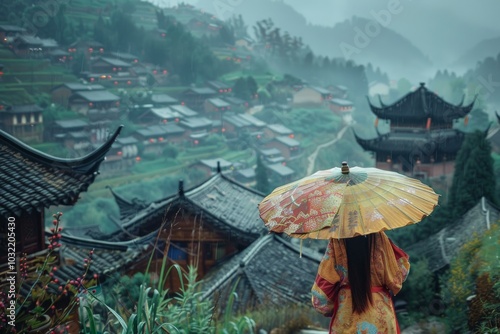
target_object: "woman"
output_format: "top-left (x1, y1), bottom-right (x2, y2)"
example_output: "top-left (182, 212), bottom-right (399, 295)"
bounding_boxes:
top-left (311, 232), bottom-right (410, 334)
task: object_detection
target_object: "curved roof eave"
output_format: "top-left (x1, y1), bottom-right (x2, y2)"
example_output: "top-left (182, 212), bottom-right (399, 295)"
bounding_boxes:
top-left (0, 125), bottom-right (123, 174)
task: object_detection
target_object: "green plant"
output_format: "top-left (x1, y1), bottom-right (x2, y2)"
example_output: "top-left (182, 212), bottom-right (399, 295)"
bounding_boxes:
top-left (0, 212), bottom-right (96, 334)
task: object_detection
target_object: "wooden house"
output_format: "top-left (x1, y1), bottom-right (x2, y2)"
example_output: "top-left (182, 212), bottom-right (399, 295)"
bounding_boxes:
top-left (11, 36), bottom-right (58, 57)
top-left (151, 94), bottom-right (178, 107)
top-left (181, 87), bottom-right (217, 111)
top-left (259, 147), bottom-right (285, 164)
top-left (178, 116), bottom-right (213, 140)
top-left (69, 90), bottom-right (120, 115)
top-left (91, 57), bottom-right (132, 75)
top-left (67, 40), bottom-right (105, 56)
top-left (131, 107), bottom-right (182, 126)
top-left (108, 52), bottom-right (139, 64)
top-left (266, 163), bottom-right (295, 184)
top-left (204, 98), bottom-right (231, 118)
top-left (0, 126), bottom-right (121, 266)
top-left (263, 124), bottom-right (293, 139)
top-left (223, 96), bottom-right (249, 111)
top-left (192, 158), bottom-right (233, 177)
top-left (50, 119), bottom-right (89, 140)
top-left (263, 136), bottom-right (301, 160)
top-left (105, 171), bottom-right (267, 291)
top-left (329, 98), bottom-right (354, 113)
top-left (206, 80), bottom-right (232, 94)
top-left (134, 124), bottom-right (185, 155)
top-left (170, 104), bottom-right (198, 118)
top-left (51, 83), bottom-right (105, 108)
top-left (0, 25), bottom-right (26, 43)
top-left (329, 85), bottom-right (348, 99)
top-left (292, 86), bottom-right (332, 107)
top-left (0, 104), bottom-right (43, 143)
top-left (231, 168), bottom-right (256, 187)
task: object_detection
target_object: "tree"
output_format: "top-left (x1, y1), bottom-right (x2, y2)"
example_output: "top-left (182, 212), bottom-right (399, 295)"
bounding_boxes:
top-left (255, 155), bottom-right (269, 194)
top-left (448, 131), bottom-right (497, 219)
top-left (233, 77), bottom-right (249, 100)
top-left (246, 76), bottom-right (258, 98)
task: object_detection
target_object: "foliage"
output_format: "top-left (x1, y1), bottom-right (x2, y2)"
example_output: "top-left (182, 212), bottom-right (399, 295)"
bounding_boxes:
top-left (84, 258), bottom-right (256, 334)
top-left (448, 130), bottom-right (497, 219)
top-left (398, 259), bottom-right (436, 315)
top-left (233, 76), bottom-right (258, 100)
top-left (441, 223), bottom-right (500, 333)
top-left (0, 212), bottom-right (96, 334)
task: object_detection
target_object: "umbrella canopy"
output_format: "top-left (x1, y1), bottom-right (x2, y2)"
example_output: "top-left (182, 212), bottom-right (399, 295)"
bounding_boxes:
top-left (259, 162), bottom-right (439, 239)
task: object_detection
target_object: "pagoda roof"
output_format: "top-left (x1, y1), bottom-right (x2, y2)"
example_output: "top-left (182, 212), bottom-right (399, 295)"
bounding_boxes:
top-left (367, 82), bottom-right (475, 121)
top-left (107, 186), bottom-right (149, 220)
top-left (0, 126), bottom-right (122, 217)
top-left (354, 129), bottom-right (466, 155)
top-left (110, 172), bottom-right (266, 242)
top-left (200, 234), bottom-right (321, 307)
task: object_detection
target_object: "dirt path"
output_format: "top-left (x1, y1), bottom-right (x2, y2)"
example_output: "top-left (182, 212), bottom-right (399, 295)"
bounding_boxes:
top-left (306, 124), bottom-right (350, 175)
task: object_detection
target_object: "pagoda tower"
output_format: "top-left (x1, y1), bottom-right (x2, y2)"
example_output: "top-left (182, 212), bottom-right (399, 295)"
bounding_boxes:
top-left (355, 82), bottom-right (475, 179)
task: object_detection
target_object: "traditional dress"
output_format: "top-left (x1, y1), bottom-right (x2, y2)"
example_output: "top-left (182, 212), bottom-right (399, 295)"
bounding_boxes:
top-left (311, 232), bottom-right (410, 334)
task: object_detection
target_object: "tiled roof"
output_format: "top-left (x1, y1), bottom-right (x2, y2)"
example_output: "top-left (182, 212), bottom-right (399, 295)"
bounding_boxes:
top-left (355, 129), bottom-right (466, 155)
top-left (223, 114), bottom-right (251, 128)
top-left (238, 114), bottom-right (266, 127)
top-left (150, 107), bottom-right (182, 119)
top-left (275, 136), bottom-right (300, 147)
top-left (112, 173), bottom-right (266, 242)
top-left (107, 186), bottom-right (148, 220)
top-left (96, 57), bottom-right (131, 68)
top-left (54, 119), bottom-right (89, 129)
top-left (406, 198), bottom-right (500, 272)
top-left (199, 158), bottom-right (232, 169)
top-left (367, 82), bottom-right (475, 122)
top-left (207, 98), bottom-right (230, 108)
top-left (54, 232), bottom-right (155, 283)
top-left (330, 98), bottom-right (353, 106)
top-left (267, 124), bottom-right (292, 135)
top-left (170, 105), bottom-right (198, 117)
top-left (73, 91), bottom-right (120, 102)
top-left (151, 94), bottom-right (178, 104)
top-left (0, 126), bottom-right (122, 217)
top-left (200, 234), bottom-right (321, 308)
top-left (179, 117), bottom-right (213, 129)
top-left (0, 25), bottom-right (26, 33)
top-left (8, 105), bottom-right (43, 113)
top-left (267, 163), bottom-right (294, 176)
top-left (56, 83), bottom-right (105, 91)
top-left (183, 87), bottom-right (217, 95)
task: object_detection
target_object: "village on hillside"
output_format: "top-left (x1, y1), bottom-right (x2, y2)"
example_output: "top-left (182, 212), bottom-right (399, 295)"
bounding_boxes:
top-left (1, 1), bottom-right (500, 333)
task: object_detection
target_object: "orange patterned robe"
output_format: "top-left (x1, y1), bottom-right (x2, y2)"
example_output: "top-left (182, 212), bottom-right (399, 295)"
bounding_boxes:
top-left (311, 232), bottom-right (410, 334)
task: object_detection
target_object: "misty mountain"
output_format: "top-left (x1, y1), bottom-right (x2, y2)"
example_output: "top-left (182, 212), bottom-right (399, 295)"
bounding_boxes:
top-left (196, 0), bottom-right (431, 80)
top-left (452, 36), bottom-right (500, 73)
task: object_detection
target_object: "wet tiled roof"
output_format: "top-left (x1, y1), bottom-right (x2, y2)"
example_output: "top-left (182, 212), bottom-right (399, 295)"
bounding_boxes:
top-left (54, 232), bottom-right (156, 283)
top-left (355, 129), bottom-right (466, 155)
top-left (367, 82), bottom-right (475, 122)
top-left (200, 234), bottom-right (322, 308)
top-left (113, 173), bottom-right (266, 242)
top-left (0, 126), bottom-right (122, 217)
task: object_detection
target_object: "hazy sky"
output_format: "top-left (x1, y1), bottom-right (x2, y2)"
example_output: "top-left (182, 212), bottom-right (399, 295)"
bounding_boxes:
top-left (281, 0), bottom-right (500, 66)
top-left (154, 0), bottom-right (500, 68)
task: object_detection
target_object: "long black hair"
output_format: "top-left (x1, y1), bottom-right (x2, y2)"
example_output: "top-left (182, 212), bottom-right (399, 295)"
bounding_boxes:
top-left (345, 234), bottom-right (376, 314)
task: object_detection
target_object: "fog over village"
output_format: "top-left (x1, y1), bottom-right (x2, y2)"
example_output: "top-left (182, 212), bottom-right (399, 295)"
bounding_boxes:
top-left (1, 0), bottom-right (500, 333)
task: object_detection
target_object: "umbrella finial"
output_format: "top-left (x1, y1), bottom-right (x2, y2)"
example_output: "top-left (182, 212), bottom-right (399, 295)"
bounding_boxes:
top-left (341, 161), bottom-right (350, 174)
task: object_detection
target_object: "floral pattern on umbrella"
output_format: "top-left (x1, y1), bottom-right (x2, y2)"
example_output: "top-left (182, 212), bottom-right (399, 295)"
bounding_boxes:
top-left (259, 162), bottom-right (439, 239)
